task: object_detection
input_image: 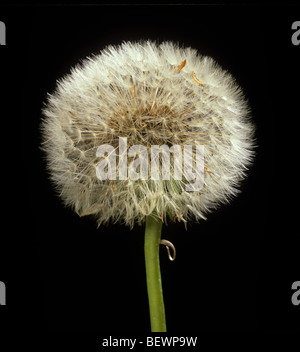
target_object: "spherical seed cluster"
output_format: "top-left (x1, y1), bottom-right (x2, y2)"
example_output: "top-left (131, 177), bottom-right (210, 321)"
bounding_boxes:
top-left (41, 40), bottom-right (255, 227)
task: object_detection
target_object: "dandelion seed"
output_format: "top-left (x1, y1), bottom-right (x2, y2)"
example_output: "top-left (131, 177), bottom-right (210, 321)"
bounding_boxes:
top-left (132, 84), bottom-right (137, 99)
top-left (192, 70), bottom-right (204, 86)
top-left (173, 59), bottom-right (186, 72)
top-left (204, 167), bottom-right (213, 174)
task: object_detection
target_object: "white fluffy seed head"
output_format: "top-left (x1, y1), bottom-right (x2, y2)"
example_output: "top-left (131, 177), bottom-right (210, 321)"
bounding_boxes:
top-left (41, 40), bottom-right (255, 228)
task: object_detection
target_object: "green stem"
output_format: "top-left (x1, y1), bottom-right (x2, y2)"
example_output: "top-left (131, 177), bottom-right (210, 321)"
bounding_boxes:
top-left (144, 215), bottom-right (167, 332)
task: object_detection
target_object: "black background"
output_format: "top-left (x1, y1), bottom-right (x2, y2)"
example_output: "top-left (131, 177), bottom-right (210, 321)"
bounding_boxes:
top-left (0, 3), bottom-right (299, 337)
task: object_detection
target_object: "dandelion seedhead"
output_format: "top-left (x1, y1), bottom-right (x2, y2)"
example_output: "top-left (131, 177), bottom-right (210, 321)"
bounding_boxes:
top-left (41, 40), bottom-right (255, 228)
